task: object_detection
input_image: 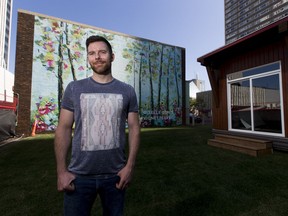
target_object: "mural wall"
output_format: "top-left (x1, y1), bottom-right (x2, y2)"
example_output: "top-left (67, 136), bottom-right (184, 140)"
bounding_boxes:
top-left (30, 15), bottom-right (185, 132)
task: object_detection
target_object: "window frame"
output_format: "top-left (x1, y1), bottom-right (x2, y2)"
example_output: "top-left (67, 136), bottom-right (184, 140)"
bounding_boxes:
top-left (227, 61), bottom-right (285, 137)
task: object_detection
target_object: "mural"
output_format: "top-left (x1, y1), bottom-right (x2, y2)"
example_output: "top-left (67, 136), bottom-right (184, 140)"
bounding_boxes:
top-left (30, 15), bottom-right (184, 132)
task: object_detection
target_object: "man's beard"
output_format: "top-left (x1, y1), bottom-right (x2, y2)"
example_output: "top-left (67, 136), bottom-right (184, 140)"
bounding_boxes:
top-left (90, 61), bottom-right (111, 75)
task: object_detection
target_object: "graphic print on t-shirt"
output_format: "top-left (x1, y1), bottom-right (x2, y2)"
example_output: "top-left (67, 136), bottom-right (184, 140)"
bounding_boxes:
top-left (80, 93), bottom-right (123, 151)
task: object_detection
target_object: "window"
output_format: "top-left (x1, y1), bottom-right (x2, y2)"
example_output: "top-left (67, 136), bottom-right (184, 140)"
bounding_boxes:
top-left (227, 62), bottom-right (284, 136)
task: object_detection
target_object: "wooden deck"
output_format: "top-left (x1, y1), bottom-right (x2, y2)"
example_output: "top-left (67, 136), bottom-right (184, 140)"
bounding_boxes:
top-left (208, 134), bottom-right (273, 157)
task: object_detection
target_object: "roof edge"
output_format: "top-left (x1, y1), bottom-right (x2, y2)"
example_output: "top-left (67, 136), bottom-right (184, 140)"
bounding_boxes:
top-left (197, 16), bottom-right (288, 64)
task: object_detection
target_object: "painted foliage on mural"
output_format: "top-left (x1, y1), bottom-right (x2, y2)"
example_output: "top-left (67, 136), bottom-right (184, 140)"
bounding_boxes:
top-left (30, 15), bottom-right (184, 132)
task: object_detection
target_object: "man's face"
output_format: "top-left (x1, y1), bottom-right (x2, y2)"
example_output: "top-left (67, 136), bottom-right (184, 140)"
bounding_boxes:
top-left (87, 41), bottom-right (114, 75)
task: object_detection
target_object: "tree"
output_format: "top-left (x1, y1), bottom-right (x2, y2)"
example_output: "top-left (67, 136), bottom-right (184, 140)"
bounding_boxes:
top-left (189, 97), bottom-right (197, 110)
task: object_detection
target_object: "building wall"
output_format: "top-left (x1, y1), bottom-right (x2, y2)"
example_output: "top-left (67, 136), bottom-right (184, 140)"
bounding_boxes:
top-left (14, 12), bottom-right (34, 135)
top-left (225, 0), bottom-right (288, 44)
top-left (14, 10), bottom-right (186, 136)
top-left (188, 78), bottom-right (205, 99)
top-left (189, 82), bottom-right (200, 99)
top-left (0, 0), bottom-right (13, 68)
top-left (0, 66), bottom-right (14, 102)
top-left (211, 69), bottom-right (228, 130)
top-left (196, 90), bottom-right (212, 111)
top-left (211, 31), bottom-right (288, 137)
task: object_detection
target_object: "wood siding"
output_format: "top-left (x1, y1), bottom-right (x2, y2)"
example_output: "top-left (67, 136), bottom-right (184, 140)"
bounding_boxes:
top-left (197, 18), bottom-right (288, 150)
top-left (208, 32), bottom-right (288, 137)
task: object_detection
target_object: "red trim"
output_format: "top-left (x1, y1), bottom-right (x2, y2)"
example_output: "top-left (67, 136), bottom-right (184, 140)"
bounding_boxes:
top-left (0, 97), bottom-right (19, 112)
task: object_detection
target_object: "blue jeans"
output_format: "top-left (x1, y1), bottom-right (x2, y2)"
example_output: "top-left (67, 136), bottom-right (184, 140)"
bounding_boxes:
top-left (64, 175), bottom-right (125, 216)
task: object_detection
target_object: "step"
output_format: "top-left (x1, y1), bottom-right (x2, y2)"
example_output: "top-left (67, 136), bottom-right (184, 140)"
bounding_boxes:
top-left (208, 137), bottom-right (273, 157)
top-left (213, 134), bottom-right (272, 149)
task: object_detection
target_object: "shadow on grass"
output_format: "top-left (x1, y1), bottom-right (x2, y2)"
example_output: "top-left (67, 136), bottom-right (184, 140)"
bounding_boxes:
top-left (170, 192), bottom-right (215, 216)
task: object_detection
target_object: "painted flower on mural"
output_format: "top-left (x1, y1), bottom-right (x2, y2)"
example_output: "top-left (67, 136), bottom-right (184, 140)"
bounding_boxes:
top-left (74, 51), bottom-right (81, 58)
top-left (32, 96), bottom-right (58, 132)
top-left (64, 63), bottom-right (69, 69)
top-left (68, 42), bottom-right (85, 62)
top-left (72, 27), bottom-right (83, 39)
top-left (44, 52), bottom-right (55, 68)
top-left (78, 66), bottom-right (85, 71)
top-left (52, 21), bottom-right (61, 33)
top-left (43, 41), bottom-right (55, 52)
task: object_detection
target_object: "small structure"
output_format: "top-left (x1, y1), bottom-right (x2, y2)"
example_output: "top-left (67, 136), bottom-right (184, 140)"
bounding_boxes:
top-left (0, 65), bottom-right (17, 142)
top-left (197, 17), bottom-right (288, 154)
top-left (0, 94), bottom-right (18, 142)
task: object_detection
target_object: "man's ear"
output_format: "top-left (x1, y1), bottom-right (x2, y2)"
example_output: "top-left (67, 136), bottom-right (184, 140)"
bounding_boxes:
top-left (111, 53), bottom-right (115, 62)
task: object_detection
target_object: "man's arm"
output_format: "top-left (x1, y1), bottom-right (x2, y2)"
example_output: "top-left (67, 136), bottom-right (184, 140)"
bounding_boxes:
top-left (54, 108), bottom-right (75, 191)
top-left (116, 112), bottom-right (140, 189)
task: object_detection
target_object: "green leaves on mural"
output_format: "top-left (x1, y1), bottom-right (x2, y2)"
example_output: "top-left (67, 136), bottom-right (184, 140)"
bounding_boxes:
top-left (122, 39), bottom-right (183, 127)
top-left (31, 15), bottom-right (183, 131)
top-left (34, 18), bottom-right (88, 109)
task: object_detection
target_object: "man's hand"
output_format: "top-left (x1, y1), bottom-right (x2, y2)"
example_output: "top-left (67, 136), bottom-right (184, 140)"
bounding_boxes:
top-left (57, 171), bottom-right (76, 192)
top-left (116, 165), bottom-right (133, 190)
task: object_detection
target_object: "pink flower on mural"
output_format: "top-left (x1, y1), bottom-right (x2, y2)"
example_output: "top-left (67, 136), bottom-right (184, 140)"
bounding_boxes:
top-left (74, 51), bottom-right (81, 58)
top-left (33, 96), bottom-right (58, 132)
top-left (47, 60), bottom-right (54, 68)
top-left (43, 41), bottom-right (54, 52)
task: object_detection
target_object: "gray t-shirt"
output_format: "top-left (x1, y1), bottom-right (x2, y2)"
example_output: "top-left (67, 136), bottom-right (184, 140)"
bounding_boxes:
top-left (61, 77), bottom-right (138, 176)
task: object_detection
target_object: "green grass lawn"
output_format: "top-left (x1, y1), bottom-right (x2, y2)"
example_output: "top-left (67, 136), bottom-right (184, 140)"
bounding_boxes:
top-left (1, 125), bottom-right (288, 216)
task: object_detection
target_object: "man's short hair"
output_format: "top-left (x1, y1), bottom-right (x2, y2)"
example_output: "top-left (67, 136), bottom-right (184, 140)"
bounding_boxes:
top-left (86, 35), bottom-right (113, 54)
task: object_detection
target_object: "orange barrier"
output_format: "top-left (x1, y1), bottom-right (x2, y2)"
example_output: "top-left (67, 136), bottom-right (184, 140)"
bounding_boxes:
top-left (31, 119), bottom-right (37, 136)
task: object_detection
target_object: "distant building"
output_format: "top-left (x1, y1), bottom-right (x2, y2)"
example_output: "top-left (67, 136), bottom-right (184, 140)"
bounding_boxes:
top-left (0, 0), bottom-right (13, 69)
top-left (0, 68), bottom-right (14, 102)
top-left (187, 77), bottom-right (205, 98)
top-left (225, 0), bottom-right (288, 44)
top-left (0, 0), bottom-right (14, 102)
top-left (0, 0), bottom-right (16, 141)
top-left (185, 78), bottom-right (211, 124)
top-left (196, 90), bottom-right (212, 112)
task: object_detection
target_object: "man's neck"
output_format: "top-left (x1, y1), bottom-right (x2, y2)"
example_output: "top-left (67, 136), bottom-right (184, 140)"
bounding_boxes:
top-left (91, 73), bottom-right (114, 84)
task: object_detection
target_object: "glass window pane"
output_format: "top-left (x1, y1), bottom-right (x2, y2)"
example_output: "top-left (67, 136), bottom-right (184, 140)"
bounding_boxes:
top-left (228, 62), bottom-right (282, 135)
top-left (231, 80), bottom-right (252, 130)
top-left (252, 74), bottom-right (282, 133)
top-left (228, 62), bottom-right (280, 80)
top-left (243, 62), bottom-right (279, 77)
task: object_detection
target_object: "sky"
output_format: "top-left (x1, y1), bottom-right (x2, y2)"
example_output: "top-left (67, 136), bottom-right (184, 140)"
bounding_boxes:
top-left (9, 0), bottom-right (225, 90)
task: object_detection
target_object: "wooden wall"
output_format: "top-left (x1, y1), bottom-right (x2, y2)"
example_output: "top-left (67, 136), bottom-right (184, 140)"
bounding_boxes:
top-left (209, 32), bottom-right (288, 137)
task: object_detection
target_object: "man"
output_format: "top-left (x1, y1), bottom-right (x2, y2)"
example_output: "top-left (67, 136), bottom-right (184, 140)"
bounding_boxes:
top-left (54, 35), bottom-right (140, 216)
